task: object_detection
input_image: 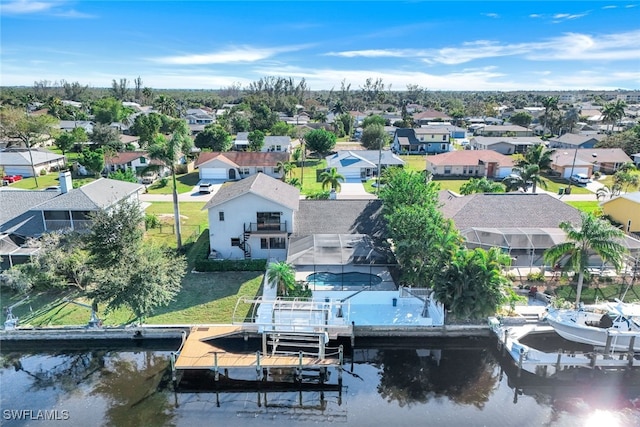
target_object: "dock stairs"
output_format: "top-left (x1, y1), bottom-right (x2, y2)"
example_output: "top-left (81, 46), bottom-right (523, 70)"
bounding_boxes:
top-left (266, 331), bottom-right (328, 358)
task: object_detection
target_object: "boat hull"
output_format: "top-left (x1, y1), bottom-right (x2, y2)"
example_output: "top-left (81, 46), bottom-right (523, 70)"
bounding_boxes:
top-left (545, 310), bottom-right (640, 352)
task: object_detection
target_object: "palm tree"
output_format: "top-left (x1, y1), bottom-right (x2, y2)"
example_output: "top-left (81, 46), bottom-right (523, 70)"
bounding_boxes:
top-left (266, 261), bottom-right (296, 297)
top-left (601, 100), bottom-right (626, 134)
top-left (320, 167), bottom-right (345, 191)
top-left (563, 107), bottom-right (580, 134)
top-left (515, 144), bottom-right (555, 193)
top-left (502, 175), bottom-right (525, 192)
top-left (154, 95), bottom-right (177, 117)
top-left (596, 183), bottom-right (622, 200)
top-left (275, 160), bottom-right (294, 182)
top-left (147, 130), bottom-right (188, 249)
top-left (459, 177), bottom-right (504, 195)
top-left (331, 100), bottom-right (347, 115)
top-left (541, 96), bottom-right (559, 136)
top-left (544, 212), bottom-right (627, 305)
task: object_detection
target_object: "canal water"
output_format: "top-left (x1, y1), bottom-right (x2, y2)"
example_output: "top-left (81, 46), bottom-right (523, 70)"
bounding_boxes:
top-left (1, 337), bottom-right (639, 427)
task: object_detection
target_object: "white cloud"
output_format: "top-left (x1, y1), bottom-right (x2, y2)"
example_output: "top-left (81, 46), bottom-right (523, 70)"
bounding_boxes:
top-left (482, 13), bottom-right (499, 18)
top-left (1, 0), bottom-right (55, 14)
top-left (150, 45), bottom-right (306, 65)
top-left (551, 12), bottom-right (590, 23)
top-left (529, 14), bottom-right (542, 18)
top-left (325, 49), bottom-right (424, 58)
top-left (601, 5), bottom-right (617, 9)
top-left (53, 9), bottom-right (95, 19)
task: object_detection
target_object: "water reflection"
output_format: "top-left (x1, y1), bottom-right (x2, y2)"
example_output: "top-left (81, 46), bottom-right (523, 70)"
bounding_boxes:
top-left (0, 339), bottom-right (639, 427)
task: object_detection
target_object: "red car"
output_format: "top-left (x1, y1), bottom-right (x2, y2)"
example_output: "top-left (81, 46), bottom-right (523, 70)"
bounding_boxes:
top-left (2, 175), bottom-right (23, 184)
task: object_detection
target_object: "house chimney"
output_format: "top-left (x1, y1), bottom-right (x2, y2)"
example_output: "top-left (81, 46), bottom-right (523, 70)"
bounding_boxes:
top-left (59, 171), bottom-right (73, 194)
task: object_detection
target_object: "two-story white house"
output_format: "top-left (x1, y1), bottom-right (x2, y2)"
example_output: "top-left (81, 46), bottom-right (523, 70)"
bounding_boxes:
top-left (391, 128), bottom-right (452, 154)
top-left (263, 136), bottom-right (294, 153)
top-left (104, 151), bottom-right (168, 178)
top-left (204, 173), bottom-right (300, 260)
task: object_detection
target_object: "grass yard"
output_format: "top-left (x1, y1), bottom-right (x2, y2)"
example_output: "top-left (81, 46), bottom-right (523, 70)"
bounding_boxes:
top-left (9, 173), bottom-right (96, 190)
top-left (145, 171), bottom-right (200, 194)
top-left (290, 158), bottom-right (327, 195)
top-left (565, 201), bottom-right (602, 215)
top-left (539, 174), bottom-right (592, 195)
top-left (0, 272), bottom-right (264, 326)
top-left (144, 201), bottom-right (208, 247)
top-left (398, 155), bottom-right (427, 172)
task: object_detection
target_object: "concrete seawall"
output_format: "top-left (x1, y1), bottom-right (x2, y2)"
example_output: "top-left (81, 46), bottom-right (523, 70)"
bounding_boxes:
top-left (0, 324), bottom-right (491, 341)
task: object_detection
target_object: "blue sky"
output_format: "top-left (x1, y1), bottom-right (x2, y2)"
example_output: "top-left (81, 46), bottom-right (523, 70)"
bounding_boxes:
top-left (1, 1), bottom-right (639, 91)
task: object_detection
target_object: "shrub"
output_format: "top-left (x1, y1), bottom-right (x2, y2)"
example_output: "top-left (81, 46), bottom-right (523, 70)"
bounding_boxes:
top-left (39, 168), bottom-right (47, 176)
top-left (527, 271), bottom-right (546, 282)
top-left (195, 258), bottom-right (267, 272)
top-left (145, 213), bottom-right (160, 230)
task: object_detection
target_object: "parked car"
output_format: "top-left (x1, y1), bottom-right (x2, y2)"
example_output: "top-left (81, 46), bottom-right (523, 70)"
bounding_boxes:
top-left (141, 172), bottom-right (158, 185)
top-left (199, 182), bottom-right (213, 194)
top-left (2, 174), bottom-right (23, 184)
top-left (570, 173), bottom-right (590, 184)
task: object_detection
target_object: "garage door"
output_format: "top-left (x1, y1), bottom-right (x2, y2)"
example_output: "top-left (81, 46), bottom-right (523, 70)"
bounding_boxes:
top-left (563, 167), bottom-right (589, 178)
top-left (200, 168), bottom-right (227, 180)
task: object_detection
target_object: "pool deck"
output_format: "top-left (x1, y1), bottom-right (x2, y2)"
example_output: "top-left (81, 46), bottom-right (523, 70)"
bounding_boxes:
top-left (295, 265), bottom-right (396, 291)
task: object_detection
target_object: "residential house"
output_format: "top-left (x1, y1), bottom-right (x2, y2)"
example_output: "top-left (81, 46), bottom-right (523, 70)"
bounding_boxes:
top-left (547, 134), bottom-right (606, 150)
top-left (632, 153), bottom-right (640, 167)
top-left (426, 150), bottom-right (514, 179)
top-left (325, 150), bottom-right (405, 181)
top-left (204, 173), bottom-right (299, 260)
top-left (194, 151), bottom-right (290, 181)
top-left (551, 148), bottom-right (632, 177)
top-left (57, 120), bottom-right (94, 134)
top-left (469, 136), bottom-right (544, 155)
top-left (601, 192), bottom-right (640, 234)
top-left (263, 135), bottom-right (294, 153)
top-left (0, 148), bottom-right (66, 177)
top-left (185, 108), bottom-right (215, 134)
top-left (391, 128), bottom-right (452, 155)
top-left (421, 124), bottom-right (467, 140)
top-left (0, 172), bottom-right (144, 269)
top-left (233, 132), bottom-right (250, 151)
top-left (475, 125), bottom-right (532, 137)
top-left (103, 151), bottom-right (168, 177)
top-left (412, 109), bottom-right (451, 126)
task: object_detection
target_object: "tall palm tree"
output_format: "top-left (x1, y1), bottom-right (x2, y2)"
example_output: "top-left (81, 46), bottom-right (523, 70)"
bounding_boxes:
top-left (275, 160), bottom-right (294, 182)
top-left (541, 96), bottom-right (559, 136)
top-left (154, 95), bottom-right (177, 117)
top-left (601, 100), bottom-right (627, 134)
top-left (147, 130), bottom-right (188, 249)
top-left (515, 144), bottom-right (555, 193)
top-left (544, 212), bottom-right (627, 305)
top-left (320, 167), bottom-right (345, 191)
top-left (266, 261), bottom-right (296, 297)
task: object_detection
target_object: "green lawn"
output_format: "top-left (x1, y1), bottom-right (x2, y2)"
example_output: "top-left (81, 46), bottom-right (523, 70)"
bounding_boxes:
top-left (290, 159), bottom-right (327, 195)
top-left (398, 155), bottom-right (427, 172)
top-left (1, 271), bottom-right (264, 326)
top-left (539, 175), bottom-right (592, 195)
top-left (144, 201), bottom-right (209, 247)
top-left (565, 201), bottom-right (602, 214)
top-left (145, 171), bottom-right (200, 194)
top-left (8, 173), bottom-right (97, 190)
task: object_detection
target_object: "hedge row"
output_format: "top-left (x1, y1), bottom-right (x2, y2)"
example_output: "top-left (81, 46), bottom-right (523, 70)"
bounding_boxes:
top-left (195, 258), bottom-right (267, 272)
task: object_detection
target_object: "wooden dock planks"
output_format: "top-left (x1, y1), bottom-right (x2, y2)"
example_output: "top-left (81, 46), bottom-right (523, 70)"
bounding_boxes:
top-left (175, 325), bottom-right (338, 370)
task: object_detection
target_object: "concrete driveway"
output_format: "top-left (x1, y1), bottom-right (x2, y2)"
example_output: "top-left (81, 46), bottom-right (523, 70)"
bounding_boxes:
top-left (337, 181), bottom-right (377, 200)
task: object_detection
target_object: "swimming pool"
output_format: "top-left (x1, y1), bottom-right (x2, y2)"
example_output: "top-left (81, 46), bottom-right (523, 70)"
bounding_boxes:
top-left (306, 271), bottom-right (382, 287)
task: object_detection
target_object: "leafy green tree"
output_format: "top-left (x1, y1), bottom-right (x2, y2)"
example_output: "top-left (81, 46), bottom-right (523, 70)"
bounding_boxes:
top-left (71, 126), bottom-right (88, 143)
top-left (131, 112), bottom-right (162, 147)
top-left (194, 124), bottom-right (232, 151)
top-left (459, 177), bottom-right (504, 195)
top-left (320, 167), bottom-right (345, 191)
top-left (154, 94), bottom-right (177, 117)
top-left (250, 103), bottom-right (278, 131)
top-left (109, 168), bottom-right (138, 183)
top-left (540, 96), bottom-right (559, 135)
top-left (266, 261), bottom-right (296, 297)
top-left (80, 147), bottom-right (105, 177)
top-left (305, 128), bottom-right (336, 155)
top-left (55, 131), bottom-right (76, 155)
top-left (248, 130), bottom-right (265, 152)
top-left (379, 168), bottom-right (440, 215)
top-left (231, 115), bottom-right (250, 133)
top-left (90, 123), bottom-right (122, 150)
top-left (91, 243), bottom-right (185, 322)
top-left (596, 125), bottom-right (640, 156)
top-left (544, 212), bottom-right (628, 305)
top-left (509, 111), bottom-right (533, 128)
top-left (362, 114), bottom-right (386, 129)
top-left (270, 121), bottom-right (292, 136)
top-left (337, 113), bottom-right (354, 138)
top-left (110, 78), bottom-right (130, 100)
top-left (433, 247), bottom-right (511, 320)
top-left (0, 107), bottom-right (57, 187)
top-left (360, 123), bottom-right (389, 150)
top-left (92, 97), bottom-right (128, 124)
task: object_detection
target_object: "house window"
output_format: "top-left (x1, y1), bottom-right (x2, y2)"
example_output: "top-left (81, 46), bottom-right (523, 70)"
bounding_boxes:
top-left (261, 237), bottom-right (286, 249)
top-left (257, 168), bottom-right (264, 173)
top-left (441, 144), bottom-right (447, 150)
top-left (231, 238), bottom-right (240, 247)
top-left (276, 145), bottom-right (282, 151)
top-left (140, 157), bottom-right (147, 164)
top-left (241, 168), bottom-right (250, 175)
top-left (443, 135), bottom-right (447, 141)
top-left (219, 212), bottom-right (224, 221)
top-left (444, 166), bottom-right (451, 175)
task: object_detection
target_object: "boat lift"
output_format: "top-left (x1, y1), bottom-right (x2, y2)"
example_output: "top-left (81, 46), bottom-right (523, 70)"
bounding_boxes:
top-left (64, 299), bottom-right (102, 328)
top-left (4, 296), bottom-right (30, 330)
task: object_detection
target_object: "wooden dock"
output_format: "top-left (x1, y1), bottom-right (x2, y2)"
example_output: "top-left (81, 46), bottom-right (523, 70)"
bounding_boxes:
top-left (172, 326), bottom-right (343, 384)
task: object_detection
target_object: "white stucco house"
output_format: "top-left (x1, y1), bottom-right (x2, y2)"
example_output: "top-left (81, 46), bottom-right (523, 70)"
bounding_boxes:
top-left (194, 151), bottom-right (290, 181)
top-left (0, 148), bottom-right (66, 177)
top-left (263, 136), bottom-right (294, 153)
top-left (203, 173), bottom-right (300, 260)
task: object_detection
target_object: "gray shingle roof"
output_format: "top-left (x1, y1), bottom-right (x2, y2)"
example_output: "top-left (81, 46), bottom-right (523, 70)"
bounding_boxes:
top-left (293, 199), bottom-right (385, 238)
top-left (439, 192), bottom-right (582, 229)
top-left (0, 148), bottom-right (65, 166)
top-left (36, 178), bottom-right (144, 211)
top-left (203, 173), bottom-right (300, 211)
top-left (0, 190), bottom-right (58, 236)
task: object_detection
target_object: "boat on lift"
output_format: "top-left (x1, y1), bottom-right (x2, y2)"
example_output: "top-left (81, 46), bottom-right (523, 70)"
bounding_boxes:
top-left (544, 300), bottom-right (640, 352)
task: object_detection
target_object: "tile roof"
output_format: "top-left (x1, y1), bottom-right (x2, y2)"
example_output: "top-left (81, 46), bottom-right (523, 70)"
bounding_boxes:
top-left (104, 151), bottom-right (163, 166)
top-left (194, 151), bottom-right (289, 168)
top-left (427, 150), bottom-right (514, 166)
top-left (292, 199), bottom-right (385, 238)
top-left (438, 192), bottom-right (582, 229)
top-left (203, 173), bottom-right (300, 211)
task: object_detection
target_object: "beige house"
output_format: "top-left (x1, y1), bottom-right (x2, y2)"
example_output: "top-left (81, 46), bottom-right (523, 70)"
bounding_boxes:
top-left (426, 150), bottom-right (514, 179)
top-left (601, 192), bottom-right (640, 233)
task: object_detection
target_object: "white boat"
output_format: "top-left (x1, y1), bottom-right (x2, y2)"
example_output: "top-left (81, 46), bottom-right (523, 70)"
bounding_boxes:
top-left (544, 301), bottom-right (640, 352)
